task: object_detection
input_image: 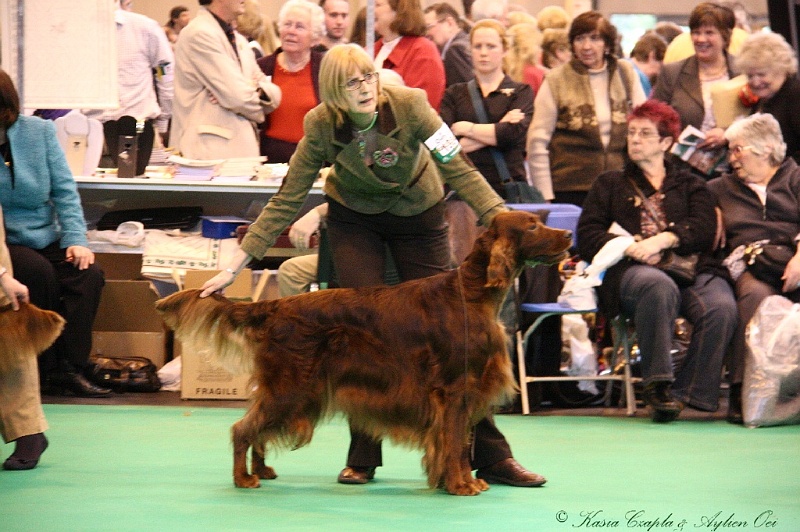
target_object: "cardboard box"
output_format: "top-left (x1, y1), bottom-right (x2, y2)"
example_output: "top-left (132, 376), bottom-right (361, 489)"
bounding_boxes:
top-left (92, 280), bottom-right (168, 368)
top-left (178, 270), bottom-right (255, 400)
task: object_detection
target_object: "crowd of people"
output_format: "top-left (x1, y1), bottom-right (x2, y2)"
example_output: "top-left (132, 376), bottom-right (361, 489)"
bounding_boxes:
top-left (3, 0), bottom-right (800, 475)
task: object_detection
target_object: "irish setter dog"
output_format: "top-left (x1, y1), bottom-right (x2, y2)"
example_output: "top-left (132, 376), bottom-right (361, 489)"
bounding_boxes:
top-left (156, 211), bottom-right (571, 495)
top-left (0, 302), bottom-right (65, 373)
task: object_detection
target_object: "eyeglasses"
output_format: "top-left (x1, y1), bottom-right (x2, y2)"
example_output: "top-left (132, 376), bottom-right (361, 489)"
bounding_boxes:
top-left (626, 129), bottom-right (661, 140)
top-left (729, 145), bottom-right (755, 156)
top-left (344, 72), bottom-right (379, 92)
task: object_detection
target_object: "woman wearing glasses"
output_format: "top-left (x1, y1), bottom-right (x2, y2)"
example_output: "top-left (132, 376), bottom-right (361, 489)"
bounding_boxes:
top-left (202, 43), bottom-right (546, 489)
top-left (577, 100), bottom-right (736, 422)
top-left (708, 113), bottom-right (800, 424)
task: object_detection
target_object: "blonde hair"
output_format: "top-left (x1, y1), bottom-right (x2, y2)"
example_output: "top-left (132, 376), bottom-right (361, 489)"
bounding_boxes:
top-left (319, 44), bottom-right (380, 127)
top-left (736, 32), bottom-right (798, 77)
top-left (506, 23), bottom-right (542, 82)
top-left (536, 5), bottom-right (569, 31)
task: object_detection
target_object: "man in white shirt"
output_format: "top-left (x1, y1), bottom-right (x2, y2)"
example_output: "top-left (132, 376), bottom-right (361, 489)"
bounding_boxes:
top-left (86, 1), bottom-right (174, 175)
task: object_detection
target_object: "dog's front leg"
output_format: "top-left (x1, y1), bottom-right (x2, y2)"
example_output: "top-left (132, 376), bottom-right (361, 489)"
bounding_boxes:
top-left (441, 410), bottom-right (484, 496)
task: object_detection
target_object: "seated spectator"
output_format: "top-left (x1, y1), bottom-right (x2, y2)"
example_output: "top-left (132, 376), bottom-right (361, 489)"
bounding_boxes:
top-left (629, 32), bottom-right (667, 96)
top-left (708, 113), bottom-right (800, 424)
top-left (257, 0), bottom-right (325, 163)
top-left (441, 19), bottom-right (533, 199)
top-left (424, 3), bottom-right (473, 87)
top-left (374, 0), bottom-right (445, 110)
top-left (0, 69), bottom-right (109, 398)
top-left (736, 32), bottom-right (800, 163)
top-left (577, 100), bottom-right (737, 422)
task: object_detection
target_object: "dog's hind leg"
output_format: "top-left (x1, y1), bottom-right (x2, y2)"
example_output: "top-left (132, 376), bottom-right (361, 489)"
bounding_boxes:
top-left (232, 407), bottom-right (270, 488)
top-left (251, 439), bottom-right (277, 480)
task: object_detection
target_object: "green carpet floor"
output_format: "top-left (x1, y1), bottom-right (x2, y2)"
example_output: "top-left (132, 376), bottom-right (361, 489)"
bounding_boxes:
top-left (1, 405), bottom-right (798, 531)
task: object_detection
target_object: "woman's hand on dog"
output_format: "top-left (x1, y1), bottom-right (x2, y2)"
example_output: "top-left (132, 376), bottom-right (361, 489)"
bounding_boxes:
top-left (200, 249), bottom-right (254, 298)
top-left (0, 272), bottom-right (30, 310)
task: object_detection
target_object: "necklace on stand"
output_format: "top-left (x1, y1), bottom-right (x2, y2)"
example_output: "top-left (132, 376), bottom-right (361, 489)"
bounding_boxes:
top-left (354, 111), bottom-right (378, 158)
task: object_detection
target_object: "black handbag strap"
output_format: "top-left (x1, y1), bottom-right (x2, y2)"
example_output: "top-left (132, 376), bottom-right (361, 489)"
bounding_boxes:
top-left (628, 178), bottom-right (668, 232)
top-left (466, 79), bottom-right (513, 184)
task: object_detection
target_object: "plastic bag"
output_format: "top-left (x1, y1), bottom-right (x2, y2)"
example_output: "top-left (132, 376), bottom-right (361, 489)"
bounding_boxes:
top-left (743, 295), bottom-right (800, 427)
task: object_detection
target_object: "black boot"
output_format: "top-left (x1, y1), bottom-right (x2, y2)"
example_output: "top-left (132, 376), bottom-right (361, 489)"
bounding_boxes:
top-left (3, 433), bottom-right (48, 470)
top-left (46, 371), bottom-right (112, 397)
top-left (727, 383), bottom-right (743, 425)
top-left (643, 381), bottom-right (683, 423)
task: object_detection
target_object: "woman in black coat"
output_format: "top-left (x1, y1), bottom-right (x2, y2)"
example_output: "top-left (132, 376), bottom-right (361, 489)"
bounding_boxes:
top-left (577, 100), bottom-right (737, 422)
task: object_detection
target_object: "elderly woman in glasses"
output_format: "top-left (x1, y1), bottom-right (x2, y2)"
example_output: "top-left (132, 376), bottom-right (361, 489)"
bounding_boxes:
top-left (200, 43), bottom-right (546, 489)
top-left (708, 113), bottom-right (800, 424)
top-left (577, 100), bottom-right (737, 422)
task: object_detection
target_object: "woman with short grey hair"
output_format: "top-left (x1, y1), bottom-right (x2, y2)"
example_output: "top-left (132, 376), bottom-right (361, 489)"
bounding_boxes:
top-left (709, 113), bottom-right (800, 424)
top-left (736, 32), bottom-right (800, 162)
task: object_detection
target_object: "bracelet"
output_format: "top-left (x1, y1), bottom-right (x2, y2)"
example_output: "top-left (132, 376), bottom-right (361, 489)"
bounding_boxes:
top-left (225, 267), bottom-right (237, 276)
top-left (0, 266), bottom-right (6, 278)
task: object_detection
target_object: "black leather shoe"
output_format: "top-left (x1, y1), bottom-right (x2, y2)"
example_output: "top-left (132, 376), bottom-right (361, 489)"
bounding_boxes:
top-left (337, 466), bottom-right (376, 485)
top-left (3, 433), bottom-right (48, 471)
top-left (643, 381), bottom-right (683, 423)
top-left (727, 383), bottom-right (744, 425)
top-left (476, 458), bottom-right (547, 487)
top-left (47, 371), bottom-right (112, 397)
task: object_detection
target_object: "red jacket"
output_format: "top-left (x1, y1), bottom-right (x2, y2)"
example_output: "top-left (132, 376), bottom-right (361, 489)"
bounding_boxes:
top-left (375, 36), bottom-right (445, 111)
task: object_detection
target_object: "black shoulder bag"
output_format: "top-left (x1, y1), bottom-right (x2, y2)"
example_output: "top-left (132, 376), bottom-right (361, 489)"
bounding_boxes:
top-left (465, 80), bottom-right (543, 204)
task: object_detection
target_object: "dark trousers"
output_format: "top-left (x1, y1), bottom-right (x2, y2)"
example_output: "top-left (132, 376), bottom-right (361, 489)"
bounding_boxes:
top-left (326, 198), bottom-right (513, 470)
top-left (8, 243), bottom-right (104, 374)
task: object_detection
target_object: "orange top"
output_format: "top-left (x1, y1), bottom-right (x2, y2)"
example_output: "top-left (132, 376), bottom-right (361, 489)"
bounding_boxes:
top-left (265, 63), bottom-right (316, 143)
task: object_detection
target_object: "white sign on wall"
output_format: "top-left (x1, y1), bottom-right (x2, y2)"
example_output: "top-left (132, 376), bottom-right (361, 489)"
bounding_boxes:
top-left (0, 0), bottom-right (117, 109)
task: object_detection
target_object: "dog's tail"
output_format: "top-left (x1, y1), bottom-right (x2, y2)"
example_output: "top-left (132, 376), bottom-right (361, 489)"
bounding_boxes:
top-left (155, 289), bottom-right (255, 375)
top-left (0, 302), bottom-right (65, 373)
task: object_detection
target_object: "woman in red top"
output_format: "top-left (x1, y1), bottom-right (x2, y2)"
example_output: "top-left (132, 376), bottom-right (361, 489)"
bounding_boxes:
top-left (257, 0), bottom-right (325, 163)
top-left (373, 0), bottom-right (445, 110)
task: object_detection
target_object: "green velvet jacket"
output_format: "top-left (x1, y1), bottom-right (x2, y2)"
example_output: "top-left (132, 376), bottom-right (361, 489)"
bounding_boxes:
top-left (241, 85), bottom-right (506, 260)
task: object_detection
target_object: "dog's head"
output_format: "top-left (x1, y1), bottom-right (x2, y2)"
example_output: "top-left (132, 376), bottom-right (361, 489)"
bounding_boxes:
top-left (485, 211), bottom-right (572, 288)
top-left (0, 302), bottom-right (65, 372)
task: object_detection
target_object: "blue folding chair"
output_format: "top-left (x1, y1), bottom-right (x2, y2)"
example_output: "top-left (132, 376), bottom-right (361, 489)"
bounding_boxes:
top-left (515, 302), bottom-right (639, 416)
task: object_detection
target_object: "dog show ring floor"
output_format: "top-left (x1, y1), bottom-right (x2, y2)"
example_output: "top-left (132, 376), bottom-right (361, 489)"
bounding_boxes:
top-left (0, 391), bottom-right (797, 531)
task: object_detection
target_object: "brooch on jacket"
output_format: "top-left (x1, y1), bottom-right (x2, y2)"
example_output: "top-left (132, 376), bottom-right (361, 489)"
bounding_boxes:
top-left (499, 88), bottom-right (515, 97)
top-left (374, 147), bottom-right (399, 168)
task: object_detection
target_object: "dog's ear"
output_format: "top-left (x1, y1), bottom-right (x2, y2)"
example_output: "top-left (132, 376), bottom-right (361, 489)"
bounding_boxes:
top-left (486, 236), bottom-right (516, 288)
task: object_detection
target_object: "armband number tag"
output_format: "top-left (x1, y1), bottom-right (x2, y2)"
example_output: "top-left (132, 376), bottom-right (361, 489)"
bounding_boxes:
top-left (424, 123), bottom-right (462, 163)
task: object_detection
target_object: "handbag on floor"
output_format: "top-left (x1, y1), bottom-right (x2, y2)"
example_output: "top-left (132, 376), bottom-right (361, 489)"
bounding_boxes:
top-left (86, 355), bottom-right (161, 393)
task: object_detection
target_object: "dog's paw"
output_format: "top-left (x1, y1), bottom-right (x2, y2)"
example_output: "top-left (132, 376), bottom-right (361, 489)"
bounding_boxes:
top-left (253, 464), bottom-right (277, 480)
top-left (475, 478), bottom-right (489, 491)
top-left (234, 474), bottom-right (262, 488)
top-left (445, 480), bottom-right (483, 496)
